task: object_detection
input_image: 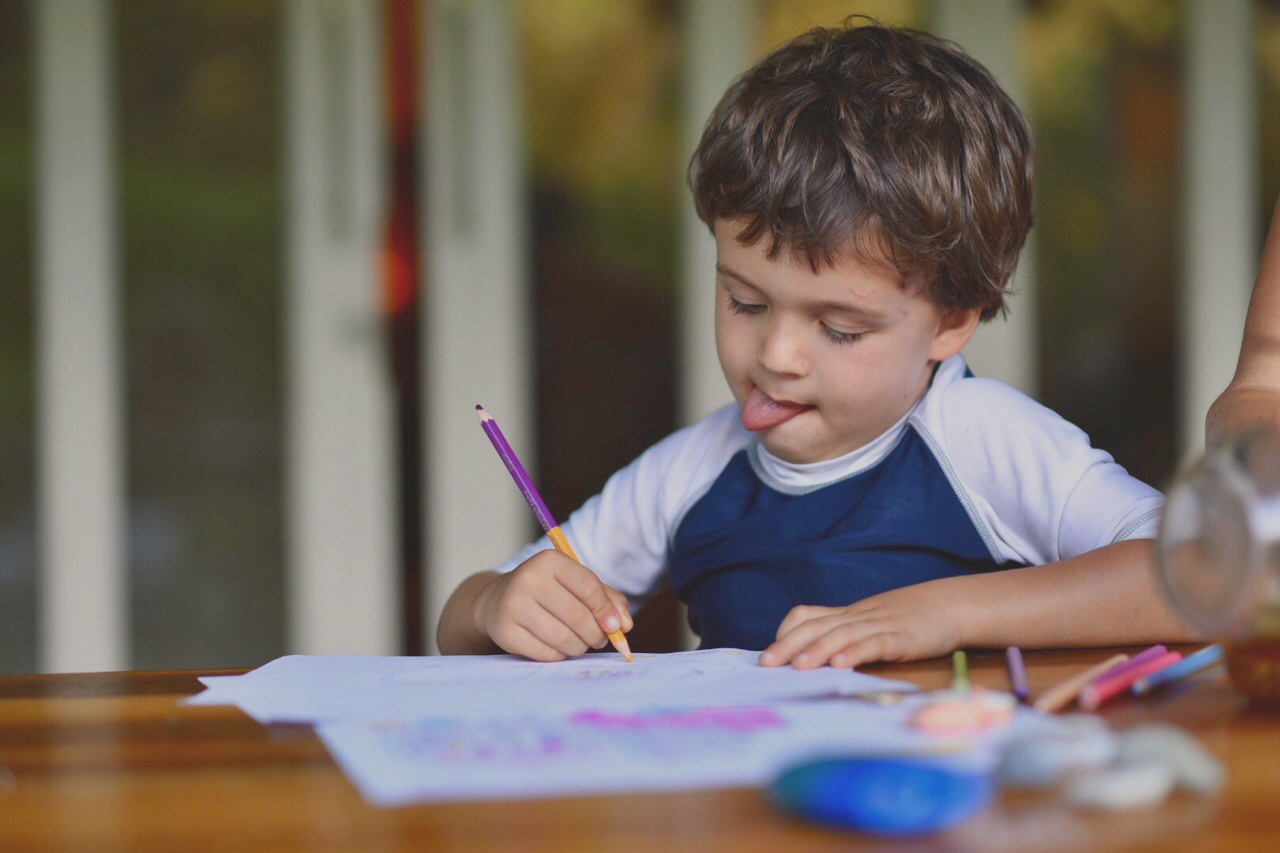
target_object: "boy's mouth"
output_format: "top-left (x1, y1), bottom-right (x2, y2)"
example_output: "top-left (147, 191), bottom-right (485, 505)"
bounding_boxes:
top-left (741, 387), bottom-right (815, 431)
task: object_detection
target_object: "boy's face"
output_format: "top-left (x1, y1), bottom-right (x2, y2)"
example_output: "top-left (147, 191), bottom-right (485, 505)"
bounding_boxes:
top-left (713, 220), bottom-right (977, 464)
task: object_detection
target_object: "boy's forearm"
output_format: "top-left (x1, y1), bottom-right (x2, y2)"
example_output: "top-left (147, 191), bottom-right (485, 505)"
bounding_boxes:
top-left (436, 571), bottom-right (502, 655)
top-left (943, 539), bottom-right (1201, 649)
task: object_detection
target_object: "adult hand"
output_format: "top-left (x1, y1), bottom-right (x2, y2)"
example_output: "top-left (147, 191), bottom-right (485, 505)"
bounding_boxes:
top-left (1205, 383), bottom-right (1280, 448)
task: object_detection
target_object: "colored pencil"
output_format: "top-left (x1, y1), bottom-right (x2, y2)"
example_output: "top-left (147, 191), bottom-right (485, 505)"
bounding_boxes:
top-left (1094, 644), bottom-right (1167, 681)
top-left (1033, 653), bottom-right (1130, 713)
top-left (475, 405), bottom-right (633, 662)
top-left (952, 651), bottom-right (969, 692)
top-left (1132, 644), bottom-right (1224, 695)
top-left (1004, 646), bottom-right (1029, 702)
top-left (1079, 651), bottom-right (1183, 711)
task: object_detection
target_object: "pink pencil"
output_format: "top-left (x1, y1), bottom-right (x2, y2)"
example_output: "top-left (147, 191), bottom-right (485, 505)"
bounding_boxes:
top-left (1079, 651), bottom-right (1183, 711)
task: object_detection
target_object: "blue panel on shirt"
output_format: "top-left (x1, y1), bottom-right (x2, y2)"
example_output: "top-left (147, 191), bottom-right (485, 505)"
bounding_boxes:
top-left (668, 426), bottom-right (1004, 650)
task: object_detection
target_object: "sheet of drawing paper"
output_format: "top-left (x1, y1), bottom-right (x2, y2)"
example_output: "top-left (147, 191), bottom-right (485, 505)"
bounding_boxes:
top-left (316, 698), bottom-right (1056, 806)
top-left (183, 649), bottom-right (917, 724)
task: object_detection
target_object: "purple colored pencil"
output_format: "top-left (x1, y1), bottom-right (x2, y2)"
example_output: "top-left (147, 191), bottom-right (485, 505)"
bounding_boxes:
top-left (1006, 646), bottom-right (1029, 701)
top-left (1092, 645), bottom-right (1168, 683)
top-left (475, 405), bottom-right (558, 534)
top-left (475, 404), bottom-right (634, 662)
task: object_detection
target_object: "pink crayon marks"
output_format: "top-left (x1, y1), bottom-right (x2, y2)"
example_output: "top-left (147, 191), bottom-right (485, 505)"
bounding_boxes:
top-left (569, 707), bottom-right (785, 734)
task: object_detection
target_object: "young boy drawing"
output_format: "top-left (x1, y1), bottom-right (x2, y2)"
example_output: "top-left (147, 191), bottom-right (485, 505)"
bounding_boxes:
top-left (437, 21), bottom-right (1195, 667)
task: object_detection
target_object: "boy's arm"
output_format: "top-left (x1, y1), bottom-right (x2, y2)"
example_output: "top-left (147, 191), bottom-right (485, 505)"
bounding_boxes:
top-left (761, 539), bottom-right (1200, 669)
top-left (1207, 194), bottom-right (1280, 446)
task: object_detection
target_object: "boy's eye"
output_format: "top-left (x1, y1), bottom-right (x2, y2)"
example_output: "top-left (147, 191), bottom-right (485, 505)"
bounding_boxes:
top-left (821, 324), bottom-right (867, 345)
top-left (726, 295), bottom-right (765, 315)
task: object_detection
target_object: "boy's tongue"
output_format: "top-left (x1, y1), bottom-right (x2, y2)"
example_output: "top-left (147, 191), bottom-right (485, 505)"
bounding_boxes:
top-left (742, 387), bottom-right (813, 431)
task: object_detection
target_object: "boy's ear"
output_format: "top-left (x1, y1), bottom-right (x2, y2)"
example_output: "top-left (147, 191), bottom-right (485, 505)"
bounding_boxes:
top-left (928, 307), bottom-right (982, 362)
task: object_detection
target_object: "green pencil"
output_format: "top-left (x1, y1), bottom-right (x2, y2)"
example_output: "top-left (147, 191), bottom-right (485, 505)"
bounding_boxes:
top-left (952, 651), bottom-right (970, 692)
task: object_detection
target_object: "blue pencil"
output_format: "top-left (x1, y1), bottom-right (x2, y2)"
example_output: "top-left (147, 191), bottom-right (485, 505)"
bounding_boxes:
top-left (1131, 645), bottom-right (1223, 695)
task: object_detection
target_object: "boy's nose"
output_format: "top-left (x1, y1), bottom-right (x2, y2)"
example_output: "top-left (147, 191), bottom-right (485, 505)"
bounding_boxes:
top-left (757, 319), bottom-right (809, 377)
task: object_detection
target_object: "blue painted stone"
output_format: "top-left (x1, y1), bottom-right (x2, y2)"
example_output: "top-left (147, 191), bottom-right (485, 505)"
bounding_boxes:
top-left (771, 758), bottom-right (994, 837)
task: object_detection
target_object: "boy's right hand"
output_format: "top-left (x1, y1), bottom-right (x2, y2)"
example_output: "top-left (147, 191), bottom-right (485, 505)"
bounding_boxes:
top-left (472, 550), bottom-right (634, 661)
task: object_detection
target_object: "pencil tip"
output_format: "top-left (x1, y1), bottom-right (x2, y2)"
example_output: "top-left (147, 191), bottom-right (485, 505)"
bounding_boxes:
top-left (609, 630), bottom-right (634, 662)
top-left (475, 405), bottom-right (491, 422)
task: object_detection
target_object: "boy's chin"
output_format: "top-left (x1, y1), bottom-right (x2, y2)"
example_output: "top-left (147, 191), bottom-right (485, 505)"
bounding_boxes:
top-left (757, 429), bottom-right (828, 465)
top-left (758, 419), bottom-right (879, 465)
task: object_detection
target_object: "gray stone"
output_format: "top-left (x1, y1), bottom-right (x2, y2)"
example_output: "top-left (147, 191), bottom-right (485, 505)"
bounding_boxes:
top-left (998, 715), bottom-right (1118, 789)
top-left (1115, 724), bottom-right (1226, 795)
top-left (1063, 760), bottom-right (1177, 811)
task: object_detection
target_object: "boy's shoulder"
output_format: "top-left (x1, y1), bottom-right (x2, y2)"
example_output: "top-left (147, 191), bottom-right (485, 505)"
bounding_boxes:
top-left (907, 356), bottom-right (1160, 565)
top-left (907, 354), bottom-right (1110, 498)
top-left (911, 355), bottom-right (1083, 442)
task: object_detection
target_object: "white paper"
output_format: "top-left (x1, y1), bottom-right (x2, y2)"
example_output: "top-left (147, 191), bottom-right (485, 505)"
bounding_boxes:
top-left (185, 649), bottom-right (917, 724)
top-left (317, 697), bottom-right (1055, 807)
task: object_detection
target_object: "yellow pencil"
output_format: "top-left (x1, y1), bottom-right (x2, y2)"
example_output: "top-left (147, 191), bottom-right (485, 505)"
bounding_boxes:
top-left (1033, 653), bottom-right (1130, 713)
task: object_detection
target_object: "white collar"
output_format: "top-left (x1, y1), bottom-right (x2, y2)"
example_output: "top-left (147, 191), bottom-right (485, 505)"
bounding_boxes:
top-left (748, 405), bottom-right (915, 495)
top-left (744, 354), bottom-right (968, 494)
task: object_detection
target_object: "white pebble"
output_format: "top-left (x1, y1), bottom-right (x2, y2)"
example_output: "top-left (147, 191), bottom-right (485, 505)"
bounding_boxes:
top-left (1115, 724), bottom-right (1225, 795)
top-left (1064, 761), bottom-right (1177, 811)
top-left (998, 716), bottom-right (1118, 789)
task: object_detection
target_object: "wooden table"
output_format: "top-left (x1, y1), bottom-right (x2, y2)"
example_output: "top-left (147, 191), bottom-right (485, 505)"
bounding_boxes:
top-left (1, 647), bottom-right (1278, 851)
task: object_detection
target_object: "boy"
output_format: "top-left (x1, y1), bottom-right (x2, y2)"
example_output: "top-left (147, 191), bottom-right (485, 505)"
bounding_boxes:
top-left (438, 21), bottom-right (1195, 667)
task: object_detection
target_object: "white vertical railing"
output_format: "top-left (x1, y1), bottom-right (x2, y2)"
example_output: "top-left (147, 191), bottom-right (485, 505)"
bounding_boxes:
top-left (34, 0), bottom-right (127, 673)
top-left (423, 0), bottom-right (530, 652)
top-left (1181, 0), bottom-right (1257, 454)
top-left (935, 0), bottom-right (1038, 395)
top-left (284, 0), bottom-right (397, 656)
top-left (678, 0), bottom-right (754, 428)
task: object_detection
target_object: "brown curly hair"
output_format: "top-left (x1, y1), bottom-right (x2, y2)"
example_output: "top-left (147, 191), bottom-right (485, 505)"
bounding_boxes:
top-left (688, 19), bottom-right (1034, 321)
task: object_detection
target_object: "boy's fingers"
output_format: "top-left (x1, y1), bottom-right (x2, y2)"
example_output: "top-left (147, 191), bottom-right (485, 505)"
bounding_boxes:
top-left (790, 622), bottom-right (883, 669)
top-left (499, 624), bottom-right (567, 662)
top-left (760, 615), bottom-right (843, 666)
top-left (541, 584), bottom-right (609, 650)
top-left (552, 560), bottom-right (625, 634)
top-left (829, 633), bottom-right (894, 669)
top-left (604, 587), bottom-right (634, 632)
top-left (775, 604), bottom-right (838, 639)
top-left (521, 606), bottom-right (591, 658)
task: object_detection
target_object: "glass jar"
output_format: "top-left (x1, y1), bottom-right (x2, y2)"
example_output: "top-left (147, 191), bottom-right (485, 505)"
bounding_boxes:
top-left (1158, 430), bottom-right (1280, 704)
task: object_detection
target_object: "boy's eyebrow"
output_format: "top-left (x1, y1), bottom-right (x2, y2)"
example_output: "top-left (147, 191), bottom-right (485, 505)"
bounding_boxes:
top-left (716, 264), bottom-right (888, 322)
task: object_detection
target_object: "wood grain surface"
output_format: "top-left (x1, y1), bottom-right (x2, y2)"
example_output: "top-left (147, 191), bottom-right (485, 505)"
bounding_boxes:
top-left (2, 647), bottom-right (1277, 851)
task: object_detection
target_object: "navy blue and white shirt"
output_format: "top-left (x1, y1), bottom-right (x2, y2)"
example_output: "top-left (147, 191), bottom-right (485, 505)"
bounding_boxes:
top-left (494, 355), bottom-right (1163, 650)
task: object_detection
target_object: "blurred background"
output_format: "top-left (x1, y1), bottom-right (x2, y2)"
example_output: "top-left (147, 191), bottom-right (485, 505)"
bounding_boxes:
top-left (1, 0), bottom-right (1277, 674)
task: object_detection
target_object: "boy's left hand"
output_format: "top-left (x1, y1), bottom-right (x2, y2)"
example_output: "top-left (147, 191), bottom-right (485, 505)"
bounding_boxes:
top-left (759, 580), bottom-right (966, 669)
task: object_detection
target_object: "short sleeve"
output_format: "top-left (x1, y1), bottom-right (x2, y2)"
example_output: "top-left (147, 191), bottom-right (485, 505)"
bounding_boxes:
top-left (913, 372), bottom-right (1163, 566)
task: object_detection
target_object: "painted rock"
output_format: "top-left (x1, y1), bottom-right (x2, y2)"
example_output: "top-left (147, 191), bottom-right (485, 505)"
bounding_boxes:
top-left (772, 757), bottom-right (993, 836)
